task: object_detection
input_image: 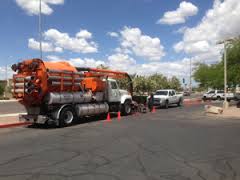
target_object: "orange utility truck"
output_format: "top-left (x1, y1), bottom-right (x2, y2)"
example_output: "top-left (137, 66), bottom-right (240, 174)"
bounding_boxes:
top-left (11, 58), bottom-right (133, 127)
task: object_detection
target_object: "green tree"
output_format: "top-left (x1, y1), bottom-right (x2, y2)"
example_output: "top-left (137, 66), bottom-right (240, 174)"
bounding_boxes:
top-left (132, 74), bottom-right (182, 94)
top-left (168, 76), bottom-right (181, 90)
top-left (0, 84), bottom-right (4, 96)
top-left (96, 64), bottom-right (109, 69)
top-left (193, 63), bottom-right (223, 89)
top-left (226, 39), bottom-right (240, 87)
top-left (193, 38), bottom-right (240, 90)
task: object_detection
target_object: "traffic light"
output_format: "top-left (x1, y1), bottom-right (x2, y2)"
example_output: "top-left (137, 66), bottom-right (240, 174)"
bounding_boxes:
top-left (182, 78), bottom-right (185, 84)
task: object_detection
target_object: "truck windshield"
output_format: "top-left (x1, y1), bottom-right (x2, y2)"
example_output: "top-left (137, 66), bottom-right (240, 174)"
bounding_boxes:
top-left (156, 91), bottom-right (168, 95)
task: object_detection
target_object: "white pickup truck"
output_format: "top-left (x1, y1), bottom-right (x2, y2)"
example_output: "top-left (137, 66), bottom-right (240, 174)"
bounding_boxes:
top-left (151, 89), bottom-right (183, 108)
top-left (202, 90), bottom-right (235, 101)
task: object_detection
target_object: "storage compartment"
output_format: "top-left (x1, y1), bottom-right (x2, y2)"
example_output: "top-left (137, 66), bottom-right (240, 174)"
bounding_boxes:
top-left (81, 78), bottom-right (105, 92)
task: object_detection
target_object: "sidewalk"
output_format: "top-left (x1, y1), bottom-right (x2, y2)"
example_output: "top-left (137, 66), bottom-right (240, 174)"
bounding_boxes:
top-left (220, 106), bottom-right (240, 119)
top-left (0, 113), bottom-right (30, 128)
top-left (0, 99), bottom-right (19, 103)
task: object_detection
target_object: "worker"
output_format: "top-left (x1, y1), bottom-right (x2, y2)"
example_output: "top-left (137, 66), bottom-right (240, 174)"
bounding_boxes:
top-left (148, 93), bottom-right (154, 112)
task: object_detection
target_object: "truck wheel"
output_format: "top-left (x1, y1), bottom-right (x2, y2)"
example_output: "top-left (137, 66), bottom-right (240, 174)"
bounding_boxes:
top-left (122, 101), bottom-right (132, 115)
top-left (59, 106), bottom-right (75, 127)
top-left (217, 96), bottom-right (221, 101)
top-left (178, 98), bottom-right (183, 106)
top-left (165, 100), bottom-right (169, 109)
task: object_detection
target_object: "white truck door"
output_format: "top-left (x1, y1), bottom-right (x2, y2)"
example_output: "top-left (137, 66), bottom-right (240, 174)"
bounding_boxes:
top-left (108, 80), bottom-right (121, 102)
top-left (172, 90), bottom-right (178, 103)
top-left (207, 90), bottom-right (215, 99)
top-left (169, 91), bottom-right (175, 104)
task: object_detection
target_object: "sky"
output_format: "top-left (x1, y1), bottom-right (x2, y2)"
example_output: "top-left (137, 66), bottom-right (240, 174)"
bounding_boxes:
top-left (0, 0), bottom-right (240, 84)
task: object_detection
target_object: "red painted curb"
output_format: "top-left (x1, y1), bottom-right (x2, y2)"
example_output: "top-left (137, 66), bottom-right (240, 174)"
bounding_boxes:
top-left (0, 122), bottom-right (32, 128)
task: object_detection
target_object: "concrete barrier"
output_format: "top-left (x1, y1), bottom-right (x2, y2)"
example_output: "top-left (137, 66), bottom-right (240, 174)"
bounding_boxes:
top-left (205, 105), bottom-right (223, 114)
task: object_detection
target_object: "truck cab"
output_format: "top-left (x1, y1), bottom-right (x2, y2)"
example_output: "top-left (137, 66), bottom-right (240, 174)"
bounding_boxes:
top-left (202, 90), bottom-right (223, 100)
top-left (150, 89), bottom-right (183, 109)
top-left (202, 90), bottom-right (234, 101)
top-left (107, 78), bottom-right (132, 115)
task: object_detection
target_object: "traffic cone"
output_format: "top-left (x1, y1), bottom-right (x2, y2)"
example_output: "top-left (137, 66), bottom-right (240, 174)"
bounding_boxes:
top-left (106, 113), bottom-right (111, 122)
top-left (152, 106), bottom-right (156, 113)
top-left (117, 111), bottom-right (121, 120)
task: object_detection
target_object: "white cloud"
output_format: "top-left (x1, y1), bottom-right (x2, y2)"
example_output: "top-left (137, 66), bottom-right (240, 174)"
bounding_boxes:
top-left (106, 53), bottom-right (190, 78)
top-left (118, 27), bottom-right (165, 61)
top-left (16, 0), bottom-right (64, 15)
top-left (174, 0), bottom-right (240, 63)
top-left (157, 1), bottom-right (198, 25)
top-left (131, 58), bottom-right (190, 77)
top-left (68, 58), bottom-right (105, 68)
top-left (0, 66), bottom-right (13, 80)
top-left (76, 29), bottom-right (92, 39)
top-left (107, 53), bottom-right (136, 71)
top-left (107, 32), bottom-right (119, 38)
top-left (47, 53), bottom-right (188, 78)
top-left (174, 40), bottom-right (211, 54)
top-left (28, 28), bottom-right (98, 53)
top-left (44, 29), bottom-right (98, 53)
top-left (46, 55), bottom-right (61, 61)
top-left (28, 38), bottom-right (63, 52)
top-left (46, 56), bottom-right (105, 68)
top-left (175, 26), bottom-right (188, 34)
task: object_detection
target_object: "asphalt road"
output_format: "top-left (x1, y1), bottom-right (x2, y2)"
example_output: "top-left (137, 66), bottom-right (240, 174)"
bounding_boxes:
top-left (0, 104), bottom-right (240, 180)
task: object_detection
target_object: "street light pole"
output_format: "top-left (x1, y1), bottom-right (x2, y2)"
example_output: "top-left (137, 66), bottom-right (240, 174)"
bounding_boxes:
top-left (39, 0), bottom-right (43, 60)
top-left (217, 38), bottom-right (235, 108)
top-left (3, 65), bottom-right (7, 98)
top-left (189, 58), bottom-right (192, 93)
top-left (223, 42), bottom-right (228, 108)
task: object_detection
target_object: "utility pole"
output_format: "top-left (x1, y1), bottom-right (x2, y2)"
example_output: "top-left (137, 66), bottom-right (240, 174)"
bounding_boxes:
top-left (39, 0), bottom-right (43, 60)
top-left (189, 58), bottom-right (192, 93)
top-left (223, 42), bottom-right (228, 108)
top-left (3, 65), bottom-right (7, 98)
top-left (217, 37), bottom-right (239, 109)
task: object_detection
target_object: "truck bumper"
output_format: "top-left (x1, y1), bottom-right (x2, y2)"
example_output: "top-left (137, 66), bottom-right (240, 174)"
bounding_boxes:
top-left (153, 101), bottom-right (165, 106)
top-left (19, 114), bottom-right (48, 124)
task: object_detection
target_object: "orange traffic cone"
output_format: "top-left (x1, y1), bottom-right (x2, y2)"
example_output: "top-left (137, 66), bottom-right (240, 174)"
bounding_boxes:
top-left (105, 113), bottom-right (111, 122)
top-left (152, 106), bottom-right (156, 113)
top-left (117, 111), bottom-right (121, 120)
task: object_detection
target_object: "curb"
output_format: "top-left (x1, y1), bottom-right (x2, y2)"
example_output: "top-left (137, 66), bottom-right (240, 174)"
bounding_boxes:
top-left (0, 122), bottom-right (32, 128)
top-left (0, 99), bottom-right (19, 103)
top-left (0, 113), bottom-right (27, 118)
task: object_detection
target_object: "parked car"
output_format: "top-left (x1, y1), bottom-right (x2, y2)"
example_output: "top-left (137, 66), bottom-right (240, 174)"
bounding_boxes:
top-left (183, 91), bottom-right (191, 96)
top-left (149, 89), bottom-right (183, 109)
top-left (202, 90), bottom-right (234, 101)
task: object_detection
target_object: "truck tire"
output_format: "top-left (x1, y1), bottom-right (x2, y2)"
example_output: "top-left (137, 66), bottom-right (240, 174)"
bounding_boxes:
top-left (59, 106), bottom-right (76, 127)
top-left (165, 100), bottom-right (169, 109)
top-left (217, 96), bottom-right (221, 101)
top-left (178, 98), bottom-right (183, 106)
top-left (122, 100), bottom-right (132, 115)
